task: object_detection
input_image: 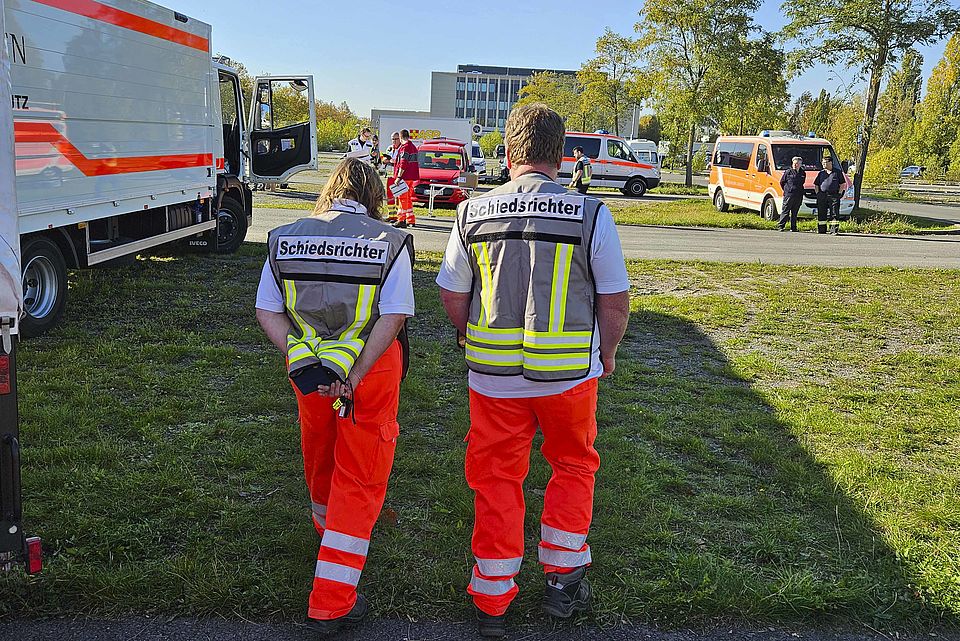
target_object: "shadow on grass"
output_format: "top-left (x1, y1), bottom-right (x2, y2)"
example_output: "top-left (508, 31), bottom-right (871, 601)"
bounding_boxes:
top-left (578, 307), bottom-right (955, 627)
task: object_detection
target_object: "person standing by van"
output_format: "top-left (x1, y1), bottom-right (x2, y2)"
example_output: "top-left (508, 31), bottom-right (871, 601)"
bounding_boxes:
top-left (814, 157), bottom-right (843, 235)
top-left (778, 156), bottom-right (805, 232)
top-left (570, 146), bottom-right (593, 194)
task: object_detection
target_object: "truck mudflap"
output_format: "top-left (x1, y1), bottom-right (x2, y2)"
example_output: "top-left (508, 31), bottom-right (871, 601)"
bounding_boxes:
top-left (0, 338), bottom-right (42, 575)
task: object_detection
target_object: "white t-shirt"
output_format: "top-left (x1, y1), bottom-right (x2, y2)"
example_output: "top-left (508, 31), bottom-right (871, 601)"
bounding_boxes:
top-left (436, 191), bottom-right (629, 399)
top-left (256, 201), bottom-right (415, 317)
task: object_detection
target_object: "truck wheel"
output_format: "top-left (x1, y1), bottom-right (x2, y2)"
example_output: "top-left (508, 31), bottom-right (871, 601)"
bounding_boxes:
top-left (713, 188), bottom-right (729, 212)
top-left (20, 236), bottom-right (68, 338)
top-left (622, 178), bottom-right (647, 197)
top-left (216, 196), bottom-right (248, 254)
top-left (762, 197), bottom-right (778, 221)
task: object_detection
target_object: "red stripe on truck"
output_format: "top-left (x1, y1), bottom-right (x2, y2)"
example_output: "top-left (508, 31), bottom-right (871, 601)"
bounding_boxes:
top-left (14, 121), bottom-right (213, 176)
top-left (561, 156), bottom-right (654, 170)
top-left (34, 0), bottom-right (209, 52)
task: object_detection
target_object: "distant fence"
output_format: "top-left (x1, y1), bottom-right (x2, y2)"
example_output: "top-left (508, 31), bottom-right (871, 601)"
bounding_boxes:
top-left (895, 180), bottom-right (960, 196)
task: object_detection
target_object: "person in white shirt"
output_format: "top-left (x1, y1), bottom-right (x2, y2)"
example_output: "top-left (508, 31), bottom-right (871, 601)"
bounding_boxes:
top-left (345, 127), bottom-right (375, 164)
top-left (436, 103), bottom-right (630, 638)
top-left (256, 159), bottom-right (414, 634)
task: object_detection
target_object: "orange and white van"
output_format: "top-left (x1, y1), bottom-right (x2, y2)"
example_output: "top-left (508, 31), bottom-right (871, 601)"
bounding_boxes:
top-left (561, 131), bottom-right (661, 197)
top-left (708, 132), bottom-right (854, 220)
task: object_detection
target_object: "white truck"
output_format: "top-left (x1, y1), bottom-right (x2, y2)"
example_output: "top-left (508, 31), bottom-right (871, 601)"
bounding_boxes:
top-left (375, 114), bottom-right (477, 150)
top-left (7, 0), bottom-right (318, 335)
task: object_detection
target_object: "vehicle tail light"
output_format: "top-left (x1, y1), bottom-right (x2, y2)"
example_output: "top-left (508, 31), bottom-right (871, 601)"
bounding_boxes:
top-left (25, 537), bottom-right (42, 574)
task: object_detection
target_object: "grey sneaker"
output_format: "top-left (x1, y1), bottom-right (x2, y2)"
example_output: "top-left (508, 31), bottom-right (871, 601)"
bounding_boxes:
top-left (542, 566), bottom-right (592, 618)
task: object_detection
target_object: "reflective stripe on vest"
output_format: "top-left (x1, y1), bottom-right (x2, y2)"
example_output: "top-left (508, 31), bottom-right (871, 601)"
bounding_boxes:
top-left (580, 159), bottom-right (592, 184)
top-left (458, 182), bottom-right (599, 382)
top-left (267, 214), bottom-right (412, 380)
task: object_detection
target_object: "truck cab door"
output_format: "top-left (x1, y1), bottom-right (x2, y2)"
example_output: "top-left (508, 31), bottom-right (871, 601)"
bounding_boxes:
top-left (246, 76), bottom-right (317, 182)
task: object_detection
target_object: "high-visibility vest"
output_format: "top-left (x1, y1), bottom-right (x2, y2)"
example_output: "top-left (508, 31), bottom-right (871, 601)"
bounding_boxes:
top-left (267, 210), bottom-right (413, 381)
top-left (456, 173), bottom-right (601, 382)
top-left (580, 158), bottom-right (592, 184)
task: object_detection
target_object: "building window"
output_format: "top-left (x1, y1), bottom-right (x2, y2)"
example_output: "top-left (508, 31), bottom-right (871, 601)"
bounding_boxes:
top-left (457, 108), bottom-right (465, 118)
top-left (499, 101), bottom-right (507, 110)
top-left (498, 118), bottom-right (505, 127)
top-left (480, 80), bottom-right (487, 91)
top-left (457, 79), bottom-right (465, 91)
top-left (467, 81), bottom-right (476, 91)
top-left (457, 99), bottom-right (464, 108)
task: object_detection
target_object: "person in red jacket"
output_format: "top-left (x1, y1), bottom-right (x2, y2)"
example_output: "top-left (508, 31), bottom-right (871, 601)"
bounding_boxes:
top-left (393, 129), bottom-right (419, 228)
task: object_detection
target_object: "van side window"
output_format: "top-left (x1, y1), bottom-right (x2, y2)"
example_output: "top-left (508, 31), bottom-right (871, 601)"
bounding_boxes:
top-left (755, 145), bottom-right (768, 172)
top-left (730, 143), bottom-right (753, 171)
top-left (714, 142), bottom-right (734, 167)
top-left (564, 137), bottom-right (601, 159)
top-left (607, 139), bottom-right (635, 162)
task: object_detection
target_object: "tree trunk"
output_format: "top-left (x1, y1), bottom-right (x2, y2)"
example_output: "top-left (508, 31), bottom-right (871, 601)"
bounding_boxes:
top-left (853, 52), bottom-right (888, 209)
top-left (686, 120), bottom-right (696, 187)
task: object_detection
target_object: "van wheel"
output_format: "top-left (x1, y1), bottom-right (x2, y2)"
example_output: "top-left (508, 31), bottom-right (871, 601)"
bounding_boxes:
top-left (216, 196), bottom-right (248, 254)
top-left (762, 197), bottom-right (778, 221)
top-left (714, 188), bottom-right (729, 212)
top-left (622, 178), bottom-right (647, 197)
top-left (20, 236), bottom-right (68, 338)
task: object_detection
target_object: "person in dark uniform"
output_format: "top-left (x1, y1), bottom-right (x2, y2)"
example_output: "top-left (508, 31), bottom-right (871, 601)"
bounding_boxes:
top-left (778, 156), bottom-right (805, 232)
top-left (814, 157), bottom-right (844, 235)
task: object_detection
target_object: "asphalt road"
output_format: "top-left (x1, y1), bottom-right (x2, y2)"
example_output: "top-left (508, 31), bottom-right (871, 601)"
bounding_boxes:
top-left (2, 617), bottom-right (957, 641)
top-left (250, 208), bottom-right (960, 269)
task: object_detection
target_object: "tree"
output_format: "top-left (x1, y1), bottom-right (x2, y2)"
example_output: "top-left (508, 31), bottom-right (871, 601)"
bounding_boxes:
top-left (580, 29), bottom-right (642, 137)
top-left (783, 0), bottom-right (960, 207)
top-left (635, 114), bottom-right (661, 141)
top-left (873, 49), bottom-right (923, 148)
top-left (516, 71), bottom-right (607, 132)
top-left (478, 130), bottom-right (503, 157)
top-left (635, 0), bottom-right (761, 185)
top-left (910, 32), bottom-right (960, 178)
top-left (718, 33), bottom-right (790, 135)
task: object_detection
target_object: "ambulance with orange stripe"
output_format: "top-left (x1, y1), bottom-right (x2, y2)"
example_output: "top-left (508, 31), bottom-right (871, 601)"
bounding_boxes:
top-left (5, 0), bottom-right (317, 335)
top-left (560, 131), bottom-right (661, 197)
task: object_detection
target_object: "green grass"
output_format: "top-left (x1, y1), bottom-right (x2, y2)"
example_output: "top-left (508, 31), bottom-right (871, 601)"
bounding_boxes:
top-left (610, 200), bottom-right (960, 235)
top-left (5, 249), bottom-right (959, 630)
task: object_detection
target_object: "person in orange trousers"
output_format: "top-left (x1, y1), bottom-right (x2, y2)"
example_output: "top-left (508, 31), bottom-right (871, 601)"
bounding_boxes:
top-left (393, 129), bottom-right (419, 228)
top-left (256, 159), bottom-right (415, 634)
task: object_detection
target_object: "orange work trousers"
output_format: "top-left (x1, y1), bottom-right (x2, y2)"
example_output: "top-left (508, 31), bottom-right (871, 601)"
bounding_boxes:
top-left (465, 378), bottom-right (600, 616)
top-left (295, 340), bottom-right (402, 621)
top-left (396, 180), bottom-right (415, 225)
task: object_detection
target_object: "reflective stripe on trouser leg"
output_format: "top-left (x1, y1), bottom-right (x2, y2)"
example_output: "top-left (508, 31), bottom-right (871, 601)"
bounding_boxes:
top-left (308, 343), bottom-right (403, 622)
top-left (532, 379), bottom-right (600, 573)
top-left (312, 502), bottom-right (327, 531)
top-left (465, 389), bottom-right (539, 616)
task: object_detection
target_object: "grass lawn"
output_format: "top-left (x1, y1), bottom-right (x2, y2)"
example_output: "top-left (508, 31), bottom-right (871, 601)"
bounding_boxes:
top-left (2, 246), bottom-right (959, 630)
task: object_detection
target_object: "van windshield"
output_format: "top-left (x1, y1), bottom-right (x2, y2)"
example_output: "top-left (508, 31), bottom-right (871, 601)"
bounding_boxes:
top-left (772, 144), bottom-right (839, 171)
top-left (419, 150), bottom-right (464, 170)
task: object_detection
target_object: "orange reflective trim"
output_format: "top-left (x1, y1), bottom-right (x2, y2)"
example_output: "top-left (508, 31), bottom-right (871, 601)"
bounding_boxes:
top-left (35, 0), bottom-right (209, 52)
top-left (14, 121), bottom-right (213, 176)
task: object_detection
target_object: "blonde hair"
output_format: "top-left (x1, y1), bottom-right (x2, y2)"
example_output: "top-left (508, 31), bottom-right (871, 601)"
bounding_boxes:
top-left (504, 103), bottom-right (564, 167)
top-left (313, 158), bottom-right (385, 220)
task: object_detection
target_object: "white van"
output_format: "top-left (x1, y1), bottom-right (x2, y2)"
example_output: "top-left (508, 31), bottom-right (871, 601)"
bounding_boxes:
top-left (470, 141), bottom-right (487, 177)
top-left (561, 132), bottom-right (660, 196)
top-left (626, 139), bottom-right (661, 169)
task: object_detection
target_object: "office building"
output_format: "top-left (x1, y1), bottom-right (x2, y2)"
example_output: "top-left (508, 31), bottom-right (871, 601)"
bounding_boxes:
top-left (430, 65), bottom-right (577, 132)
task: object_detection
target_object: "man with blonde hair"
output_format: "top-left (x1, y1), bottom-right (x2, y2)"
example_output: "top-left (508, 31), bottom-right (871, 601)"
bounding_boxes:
top-left (436, 104), bottom-right (630, 637)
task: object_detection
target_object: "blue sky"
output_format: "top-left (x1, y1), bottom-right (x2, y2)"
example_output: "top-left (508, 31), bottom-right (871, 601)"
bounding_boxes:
top-left (166, 0), bottom-right (952, 118)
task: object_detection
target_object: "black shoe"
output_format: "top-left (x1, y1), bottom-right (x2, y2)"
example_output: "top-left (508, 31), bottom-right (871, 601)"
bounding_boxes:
top-left (393, 221), bottom-right (408, 229)
top-left (476, 608), bottom-right (507, 638)
top-left (542, 566), bottom-right (592, 618)
top-left (306, 593), bottom-right (368, 634)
